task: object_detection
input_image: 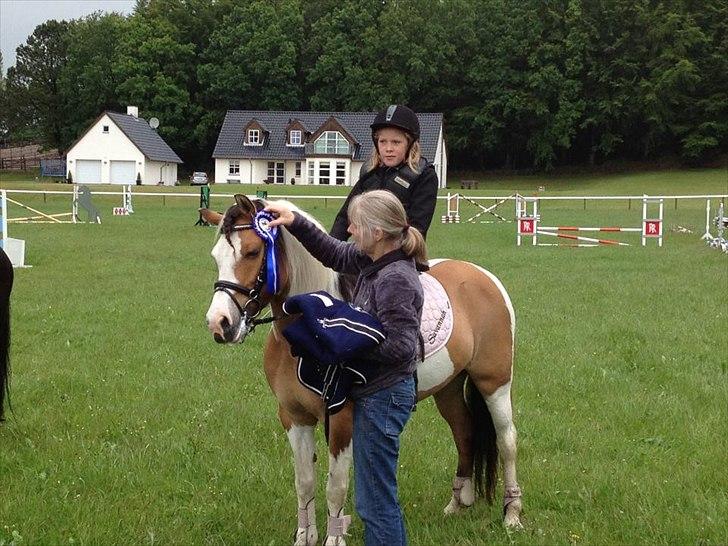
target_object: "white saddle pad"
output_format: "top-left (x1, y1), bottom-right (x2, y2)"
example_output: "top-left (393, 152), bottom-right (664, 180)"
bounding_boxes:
top-left (419, 273), bottom-right (453, 358)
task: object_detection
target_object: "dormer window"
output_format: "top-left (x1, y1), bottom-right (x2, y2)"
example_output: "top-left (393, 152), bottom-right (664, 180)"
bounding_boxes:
top-left (248, 129), bottom-right (261, 145)
top-left (314, 131), bottom-right (349, 155)
top-left (102, 125), bottom-right (109, 134)
top-left (289, 130), bottom-right (302, 146)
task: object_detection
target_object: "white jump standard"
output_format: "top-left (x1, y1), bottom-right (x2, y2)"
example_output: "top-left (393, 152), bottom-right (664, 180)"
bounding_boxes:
top-left (516, 195), bottom-right (664, 247)
top-left (0, 190), bottom-right (28, 267)
top-left (702, 199), bottom-right (728, 253)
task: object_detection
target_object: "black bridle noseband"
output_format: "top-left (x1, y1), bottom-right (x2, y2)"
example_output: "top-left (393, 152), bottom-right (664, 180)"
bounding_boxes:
top-left (213, 223), bottom-right (279, 337)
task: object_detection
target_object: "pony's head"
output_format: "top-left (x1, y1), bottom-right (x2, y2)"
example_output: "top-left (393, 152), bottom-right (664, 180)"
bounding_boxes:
top-left (201, 194), bottom-right (337, 344)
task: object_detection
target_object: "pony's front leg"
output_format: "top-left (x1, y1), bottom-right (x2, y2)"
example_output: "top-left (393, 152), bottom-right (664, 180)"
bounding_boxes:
top-left (323, 402), bottom-right (354, 546)
top-left (286, 420), bottom-right (319, 546)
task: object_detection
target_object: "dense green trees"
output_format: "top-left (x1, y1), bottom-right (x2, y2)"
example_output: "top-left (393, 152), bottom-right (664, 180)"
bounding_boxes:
top-left (0, 0), bottom-right (725, 170)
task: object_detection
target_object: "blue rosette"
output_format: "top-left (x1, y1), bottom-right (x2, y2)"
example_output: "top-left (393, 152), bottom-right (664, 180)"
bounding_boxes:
top-left (253, 210), bottom-right (279, 295)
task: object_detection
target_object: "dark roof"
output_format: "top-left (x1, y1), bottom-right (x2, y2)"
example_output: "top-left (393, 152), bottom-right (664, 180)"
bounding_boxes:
top-left (213, 110), bottom-right (443, 162)
top-left (106, 112), bottom-right (183, 164)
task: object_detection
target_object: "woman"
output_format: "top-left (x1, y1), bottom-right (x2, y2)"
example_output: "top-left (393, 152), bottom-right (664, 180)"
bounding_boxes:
top-left (330, 105), bottom-right (439, 241)
top-left (267, 190), bottom-right (426, 546)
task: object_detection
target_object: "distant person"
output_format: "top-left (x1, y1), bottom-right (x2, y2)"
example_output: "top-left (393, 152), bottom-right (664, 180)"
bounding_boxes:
top-left (0, 248), bottom-right (13, 422)
top-left (330, 105), bottom-right (439, 241)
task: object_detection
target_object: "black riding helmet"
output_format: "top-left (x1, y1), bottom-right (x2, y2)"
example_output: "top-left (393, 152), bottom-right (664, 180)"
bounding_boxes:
top-left (370, 105), bottom-right (421, 143)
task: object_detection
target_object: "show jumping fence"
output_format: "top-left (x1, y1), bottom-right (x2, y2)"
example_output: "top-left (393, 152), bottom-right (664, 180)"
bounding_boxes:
top-left (516, 194), bottom-right (664, 247)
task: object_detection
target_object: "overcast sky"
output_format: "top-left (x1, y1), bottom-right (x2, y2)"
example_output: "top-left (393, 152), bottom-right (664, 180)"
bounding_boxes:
top-left (0, 0), bottom-right (135, 73)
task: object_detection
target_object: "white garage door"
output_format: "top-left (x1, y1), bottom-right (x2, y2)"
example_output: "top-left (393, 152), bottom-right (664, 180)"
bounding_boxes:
top-left (110, 160), bottom-right (136, 185)
top-left (75, 160), bottom-right (102, 184)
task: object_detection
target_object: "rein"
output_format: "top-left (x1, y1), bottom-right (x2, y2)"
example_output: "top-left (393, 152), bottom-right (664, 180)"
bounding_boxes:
top-left (213, 222), bottom-right (282, 336)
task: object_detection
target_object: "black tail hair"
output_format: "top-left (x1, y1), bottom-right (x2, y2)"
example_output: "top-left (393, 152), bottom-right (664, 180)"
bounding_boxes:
top-left (465, 376), bottom-right (498, 503)
top-left (0, 250), bottom-right (12, 422)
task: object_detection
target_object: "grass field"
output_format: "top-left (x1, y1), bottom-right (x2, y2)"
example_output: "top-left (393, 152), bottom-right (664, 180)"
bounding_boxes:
top-left (1, 169), bottom-right (727, 545)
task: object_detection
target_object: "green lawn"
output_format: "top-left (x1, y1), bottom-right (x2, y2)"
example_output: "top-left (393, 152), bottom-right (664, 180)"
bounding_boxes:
top-left (0, 170), bottom-right (726, 545)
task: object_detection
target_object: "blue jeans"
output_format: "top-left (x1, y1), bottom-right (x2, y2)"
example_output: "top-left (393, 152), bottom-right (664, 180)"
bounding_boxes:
top-left (353, 376), bottom-right (415, 546)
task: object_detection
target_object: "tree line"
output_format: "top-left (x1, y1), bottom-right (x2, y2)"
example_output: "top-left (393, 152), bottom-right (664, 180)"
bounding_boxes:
top-left (0, 0), bottom-right (725, 171)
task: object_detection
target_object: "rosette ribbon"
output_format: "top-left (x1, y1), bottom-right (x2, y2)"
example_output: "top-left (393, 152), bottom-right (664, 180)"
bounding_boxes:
top-left (252, 210), bottom-right (279, 295)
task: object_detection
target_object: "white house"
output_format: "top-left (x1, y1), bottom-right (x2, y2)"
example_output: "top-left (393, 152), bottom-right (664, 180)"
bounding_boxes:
top-left (66, 106), bottom-right (183, 185)
top-left (212, 110), bottom-right (447, 188)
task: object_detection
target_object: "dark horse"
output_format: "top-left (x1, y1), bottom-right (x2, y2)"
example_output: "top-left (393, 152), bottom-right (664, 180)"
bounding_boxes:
top-left (202, 196), bottom-right (522, 546)
top-left (0, 247), bottom-right (13, 422)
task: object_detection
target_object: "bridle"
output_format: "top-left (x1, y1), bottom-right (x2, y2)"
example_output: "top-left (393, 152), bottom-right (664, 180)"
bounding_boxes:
top-left (213, 223), bottom-right (279, 336)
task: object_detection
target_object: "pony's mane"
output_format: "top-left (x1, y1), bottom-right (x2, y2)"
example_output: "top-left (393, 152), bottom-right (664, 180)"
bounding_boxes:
top-left (273, 200), bottom-right (341, 299)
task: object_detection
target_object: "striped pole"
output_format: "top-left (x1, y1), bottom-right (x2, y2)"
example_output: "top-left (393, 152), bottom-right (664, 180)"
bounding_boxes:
top-left (539, 226), bottom-right (641, 233)
top-left (535, 229), bottom-right (630, 246)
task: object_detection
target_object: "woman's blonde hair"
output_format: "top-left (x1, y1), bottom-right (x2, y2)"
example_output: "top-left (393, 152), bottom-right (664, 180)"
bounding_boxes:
top-left (368, 130), bottom-right (421, 172)
top-left (348, 190), bottom-right (427, 264)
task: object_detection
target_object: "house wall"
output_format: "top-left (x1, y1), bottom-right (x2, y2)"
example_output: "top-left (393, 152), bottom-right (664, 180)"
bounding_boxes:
top-left (66, 114), bottom-right (144, 184)
top-left (215, 157), bottom-right (363, 186)
top-left (145, 161), bottom-right (178, 186)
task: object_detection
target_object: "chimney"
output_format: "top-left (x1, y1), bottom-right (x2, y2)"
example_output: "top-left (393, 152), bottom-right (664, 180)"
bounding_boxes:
top-left (127, 106), bottom-right (139, 118)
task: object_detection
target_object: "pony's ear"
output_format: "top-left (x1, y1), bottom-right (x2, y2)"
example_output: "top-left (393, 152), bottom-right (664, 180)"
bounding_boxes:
top-left (234, 194), bottom-right (257, 216)
top-left (200, 208), bottom-right (223, 225)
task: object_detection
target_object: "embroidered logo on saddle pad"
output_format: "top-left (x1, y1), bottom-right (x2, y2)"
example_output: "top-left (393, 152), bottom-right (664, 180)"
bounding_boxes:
top-left (419, 273), bottom-right (453, 358)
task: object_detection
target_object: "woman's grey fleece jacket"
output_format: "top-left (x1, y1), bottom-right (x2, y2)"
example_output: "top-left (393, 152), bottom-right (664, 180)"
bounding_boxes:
top-left (287, 212), bottom-right (423, 398)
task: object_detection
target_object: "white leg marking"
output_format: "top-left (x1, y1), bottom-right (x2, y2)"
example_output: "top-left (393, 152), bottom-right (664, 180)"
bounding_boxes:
top-left (485, 383), bottom-right (523, 529)
top-left (418, 347), bottom-right (455, 393)
top-left (287, 425), bottom-right (319, 546)
top-left (444, 476), bottom-right (475, 515)
top-left (324, 442), bottom-right (353, 546)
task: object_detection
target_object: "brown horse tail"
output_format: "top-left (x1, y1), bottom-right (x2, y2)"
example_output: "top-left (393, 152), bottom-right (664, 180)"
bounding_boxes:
top-left (465, 376), bottom-right (498, 503)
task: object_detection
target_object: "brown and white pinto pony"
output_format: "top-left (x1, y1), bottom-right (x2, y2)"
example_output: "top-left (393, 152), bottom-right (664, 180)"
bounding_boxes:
top-left (202, 196), bottom-right (522, 546)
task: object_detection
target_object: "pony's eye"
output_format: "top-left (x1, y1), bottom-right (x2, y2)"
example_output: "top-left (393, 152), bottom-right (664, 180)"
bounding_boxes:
top-left (244, 249), bottom-right (261, 259)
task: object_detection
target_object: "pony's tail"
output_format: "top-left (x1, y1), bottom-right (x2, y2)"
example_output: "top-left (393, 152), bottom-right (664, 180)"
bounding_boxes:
top-left (465, 376), bottom-right (498, 503)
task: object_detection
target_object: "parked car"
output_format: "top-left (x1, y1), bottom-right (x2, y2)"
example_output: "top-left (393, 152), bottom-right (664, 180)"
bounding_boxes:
top-left (191, 171), bottom-right (208, 185)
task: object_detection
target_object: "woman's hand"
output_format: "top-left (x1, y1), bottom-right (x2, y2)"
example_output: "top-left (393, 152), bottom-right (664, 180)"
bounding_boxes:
top-left (265, 202), bottom-right (296, 228)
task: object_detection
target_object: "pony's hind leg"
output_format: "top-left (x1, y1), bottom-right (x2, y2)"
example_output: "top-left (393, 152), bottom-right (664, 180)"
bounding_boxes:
top-left (433, 372), bottom-right (476, 514)
top-left (485, 382), bottom-right (523, 529)
top-left (323, 402), bottom-right (354, 546)
top-left (285, 419), bottom-right (319, 546)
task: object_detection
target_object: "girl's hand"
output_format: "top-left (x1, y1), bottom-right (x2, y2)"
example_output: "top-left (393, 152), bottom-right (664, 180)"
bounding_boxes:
top-left (265, 202), bottom-right (295, 227)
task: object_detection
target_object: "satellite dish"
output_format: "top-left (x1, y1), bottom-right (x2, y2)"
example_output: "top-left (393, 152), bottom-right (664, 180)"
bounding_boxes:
top-left (149, 117), bottom-right (160, 129)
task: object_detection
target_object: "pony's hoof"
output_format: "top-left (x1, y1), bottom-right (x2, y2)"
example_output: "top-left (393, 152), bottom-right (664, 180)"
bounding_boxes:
top-left (503, 506), bottom-right (523, 530)
top-left (324, 535), bottom-right (347, 546)
top-left (293, 526), bottom-right (318, 546)
top-left (443, 496), bottom-right (471, 515)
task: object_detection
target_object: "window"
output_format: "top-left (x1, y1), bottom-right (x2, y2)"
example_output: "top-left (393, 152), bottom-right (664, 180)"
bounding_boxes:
top-left (102, 125), bottom-right (109, 134)
top-left (319, 161), bottom-right (331, 185)
top-left (336, 161), bottom-right (346, 185)
top-left (313, 131), bottom-right (349, 155)
top-left (229, 160), bottom-right (240, 175)
top-left (295, 162), bottom-right (301, 177)
top-left (289, 130), bottom-right (302, 146)
top-left (248, 129), bottom-right (261, 145)
top-left (267, 161), bottom-right (284, 184)
top-left (307, 161), bottom-right (314, 184)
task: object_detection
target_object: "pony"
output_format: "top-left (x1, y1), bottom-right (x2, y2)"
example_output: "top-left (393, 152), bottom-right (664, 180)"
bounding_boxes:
top-left (0, 247), bottom-right (14, 422)
top-left (201, 195), bottom-right (522, 545)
